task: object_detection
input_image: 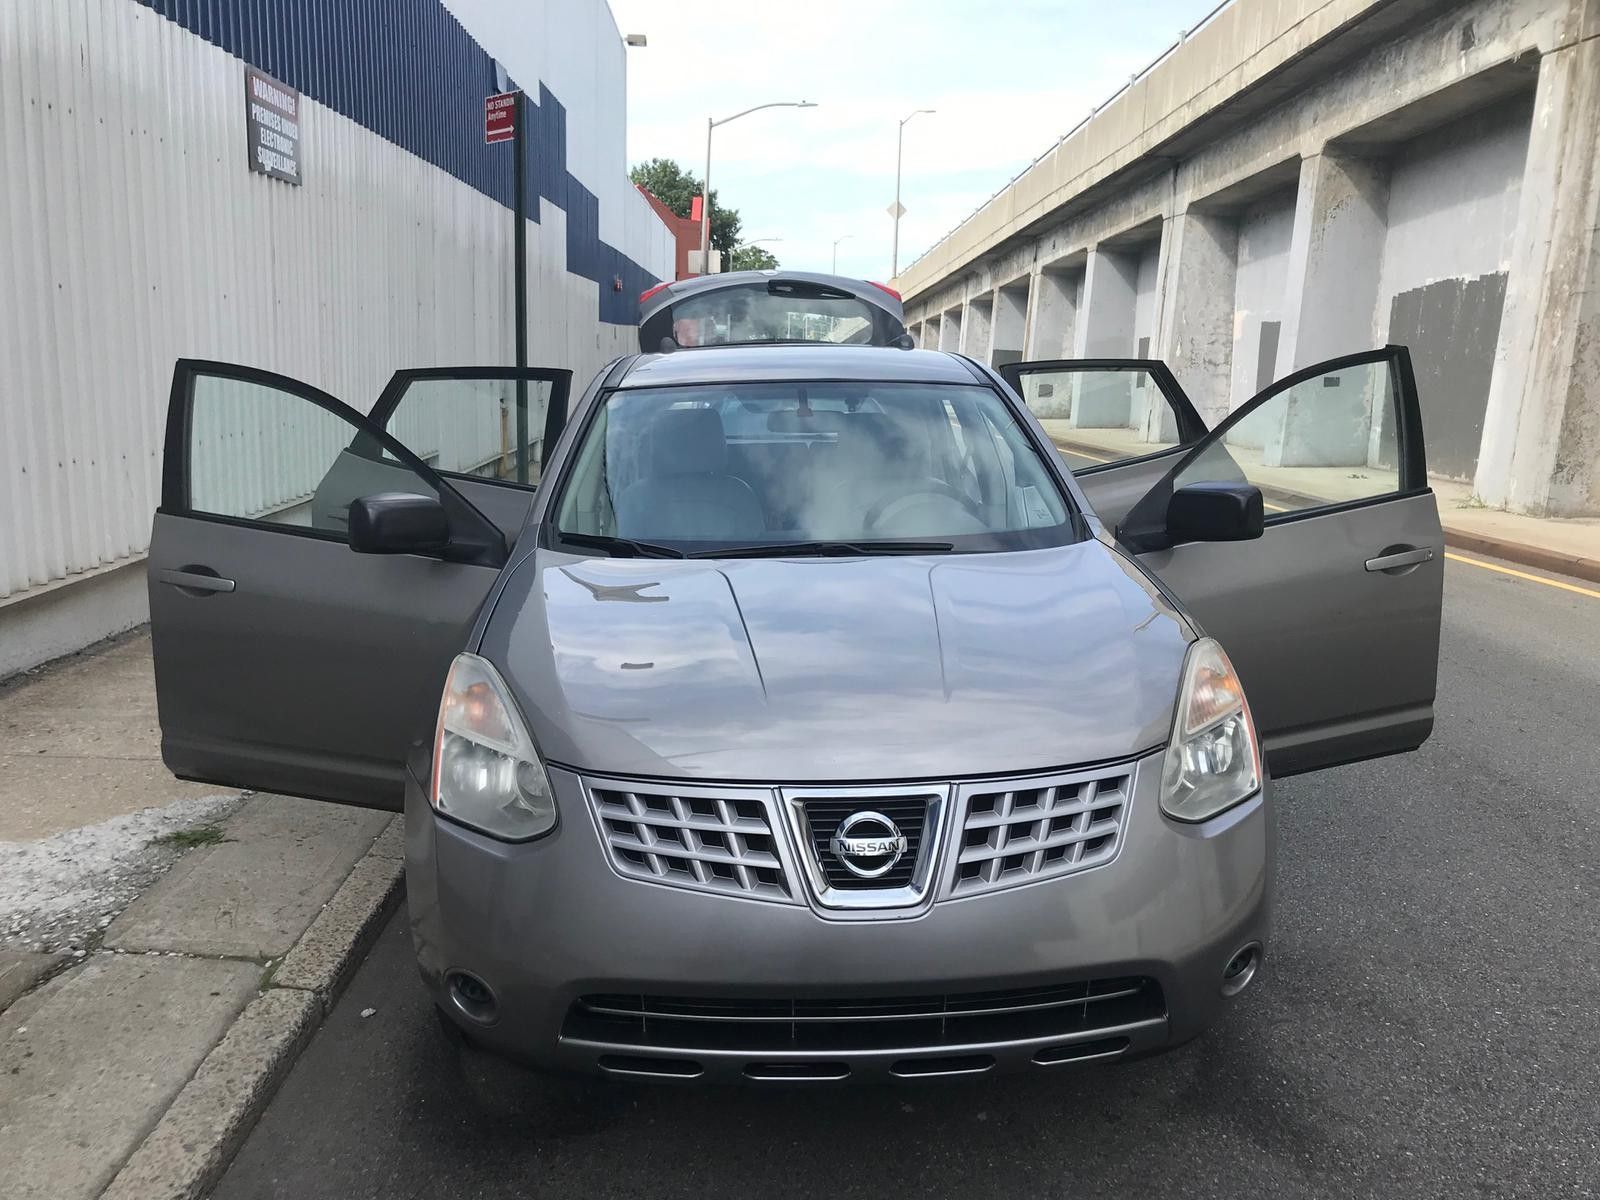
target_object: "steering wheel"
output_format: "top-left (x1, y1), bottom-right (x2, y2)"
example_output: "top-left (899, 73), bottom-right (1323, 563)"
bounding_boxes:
top-left (863, 478), bottom-right (984, 533)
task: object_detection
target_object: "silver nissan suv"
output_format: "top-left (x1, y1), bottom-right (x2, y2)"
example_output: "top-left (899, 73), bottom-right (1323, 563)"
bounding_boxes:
top-left (147, 298), bottom-right (1442, 1081)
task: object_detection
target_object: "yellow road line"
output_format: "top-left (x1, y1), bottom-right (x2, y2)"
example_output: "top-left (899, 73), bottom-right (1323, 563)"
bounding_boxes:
top-left (1056, 443), bottom-right (1113, 463)
top-left (1443, 551), bottom-right (1600, 599)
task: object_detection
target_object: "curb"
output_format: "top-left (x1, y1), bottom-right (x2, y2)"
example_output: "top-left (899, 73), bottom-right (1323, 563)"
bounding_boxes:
top-left (100, 817), bottom-right (405, 1200)
top-left (1442, 526), bottom-right (1600, 585)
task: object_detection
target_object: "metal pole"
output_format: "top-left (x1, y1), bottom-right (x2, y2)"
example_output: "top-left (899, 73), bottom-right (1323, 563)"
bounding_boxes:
top-left (892, 120), bottom-right (904, 278)
top-left (513, 90), bottom-right (529, 483)
top-left (700, 116), bottom-right (713, 275)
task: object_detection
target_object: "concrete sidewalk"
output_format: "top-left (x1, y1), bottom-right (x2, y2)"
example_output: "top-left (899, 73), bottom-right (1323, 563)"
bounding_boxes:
top-left (0, 635), bottom-right (406, 1200)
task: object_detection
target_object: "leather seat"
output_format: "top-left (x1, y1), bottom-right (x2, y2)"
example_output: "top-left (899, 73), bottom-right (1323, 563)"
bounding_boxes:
top-left (614, 408), bottom-right (767, 541)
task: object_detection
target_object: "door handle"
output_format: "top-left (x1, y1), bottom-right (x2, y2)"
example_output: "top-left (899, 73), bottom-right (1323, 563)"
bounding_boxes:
top-left (157, 568), bottom-right (236, 594)
top-left (1364, 547), bottom-right (1434, 573)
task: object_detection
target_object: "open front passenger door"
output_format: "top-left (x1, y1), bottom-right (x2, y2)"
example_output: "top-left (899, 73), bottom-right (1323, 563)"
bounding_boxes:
top-left (148, 360), bottom-right (567, 810)
top-left (1112, 348), bottom-right (1443, 777)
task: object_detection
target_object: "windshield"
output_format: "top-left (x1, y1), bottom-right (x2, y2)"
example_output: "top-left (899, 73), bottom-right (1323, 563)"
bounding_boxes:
top-left (668, 283), bottom-right (881, 346)
top-left (551, 382), bottom-right (1074, 554)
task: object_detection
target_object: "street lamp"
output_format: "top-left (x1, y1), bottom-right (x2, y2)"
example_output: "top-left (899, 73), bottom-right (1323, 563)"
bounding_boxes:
top-left (832, 234), bottom-right (854, 273)
top-left (891, 108), bottom-right (935, 278)
top-left (701, 101), bottom-right (816, 274)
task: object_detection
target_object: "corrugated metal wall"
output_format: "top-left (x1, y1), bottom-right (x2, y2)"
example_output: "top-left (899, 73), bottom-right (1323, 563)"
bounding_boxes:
top-left (0, 0), bottom-right (672, 604)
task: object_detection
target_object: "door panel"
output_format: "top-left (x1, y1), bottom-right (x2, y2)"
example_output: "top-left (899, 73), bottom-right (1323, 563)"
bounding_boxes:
top-left (1133, 493), bottom-right (1441, 775)
top-left (1121, 347), bottom-right (1442, 777)
top-left (150, 514), bottom-right (498, 808)
top-left (151, 361), bottom-right (514, 810)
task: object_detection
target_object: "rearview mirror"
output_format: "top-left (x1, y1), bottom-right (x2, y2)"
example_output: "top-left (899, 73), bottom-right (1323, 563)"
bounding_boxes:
top-left (347, 492), bottom-right (450, 555)
top-left (1167, 482), bottom-right (1264, 544)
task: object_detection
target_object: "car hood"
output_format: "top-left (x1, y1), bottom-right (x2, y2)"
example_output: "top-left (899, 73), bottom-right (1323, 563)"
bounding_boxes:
top-left (481, 540), bottom-right (1193, 783)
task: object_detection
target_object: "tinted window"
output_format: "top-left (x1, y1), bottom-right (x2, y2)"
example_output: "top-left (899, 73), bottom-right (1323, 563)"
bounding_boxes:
top-left (668, 283), bottom-right (880, 346)
top-left (552, 383), bottom-right (1072, 552)
top-left (187, 373), bottom-right (435, 538)
top-left (1012, 364), bottom-right (1187, 469)
top-left (1173, 359), bottom-right (1403, 517)
top-left (381, 376), bottom-right (555, 487)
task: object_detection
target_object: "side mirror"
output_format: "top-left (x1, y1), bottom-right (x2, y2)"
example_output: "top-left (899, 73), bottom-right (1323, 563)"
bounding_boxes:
top-left (1167, 482), bottom-right (1264, 543)
top-left (347, 492), bottom-right (450, 555)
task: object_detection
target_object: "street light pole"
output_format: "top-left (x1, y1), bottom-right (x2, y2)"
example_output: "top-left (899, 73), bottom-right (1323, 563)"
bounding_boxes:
top-left (699, 100), bottom-right (816, 275)
top-left (892, 108), bottom-right (935, 279)
top-left (832, 234), bottom-right (853, 273)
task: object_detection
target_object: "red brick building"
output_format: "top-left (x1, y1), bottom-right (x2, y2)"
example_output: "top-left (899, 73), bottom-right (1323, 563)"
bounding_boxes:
top-left (635, 186), bottom-right (703, 281)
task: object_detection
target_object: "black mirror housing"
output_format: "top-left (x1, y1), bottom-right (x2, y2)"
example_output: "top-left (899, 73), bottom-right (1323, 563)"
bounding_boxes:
top-left (1167, 482), bottom-right (1264, 543)
top-left (347, 492), bottom-right (450, 555)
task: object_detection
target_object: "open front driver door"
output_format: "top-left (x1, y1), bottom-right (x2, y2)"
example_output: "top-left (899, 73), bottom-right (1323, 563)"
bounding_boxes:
top-left (149, 360), bottom-right (565, 809)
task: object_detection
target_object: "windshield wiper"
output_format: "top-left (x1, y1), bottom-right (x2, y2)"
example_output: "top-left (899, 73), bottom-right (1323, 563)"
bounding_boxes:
top-left (686, 540), bottom-right (955, 559)
top-left (557, 532), bottom-right (685, 559)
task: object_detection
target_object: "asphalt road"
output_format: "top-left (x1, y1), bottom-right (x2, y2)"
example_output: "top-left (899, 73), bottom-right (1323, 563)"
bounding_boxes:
top-left (215, 553), bottom-right (1600, 1200)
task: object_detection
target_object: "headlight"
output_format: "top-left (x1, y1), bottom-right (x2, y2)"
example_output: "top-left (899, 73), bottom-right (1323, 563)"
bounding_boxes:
top-left (1159, 637), bottom-right (1261, 822)
top-left (430, 653), bottom-right (557, 841)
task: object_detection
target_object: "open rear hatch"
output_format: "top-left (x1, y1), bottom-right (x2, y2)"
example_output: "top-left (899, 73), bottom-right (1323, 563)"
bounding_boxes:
top-left (638, 271), bottom-right (908, 351)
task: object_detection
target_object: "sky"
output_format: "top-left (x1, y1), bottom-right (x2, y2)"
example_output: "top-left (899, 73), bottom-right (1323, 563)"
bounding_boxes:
top-left (607, 0), bottom-right (1218, 282)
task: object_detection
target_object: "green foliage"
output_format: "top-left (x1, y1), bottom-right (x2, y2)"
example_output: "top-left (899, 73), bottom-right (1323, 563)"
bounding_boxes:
top-left (730, 244), bottom-right (780, 272)
top-left (149, 824), bottom-right (230, 850)
top-left (629, 157), bottom-right (742, 257)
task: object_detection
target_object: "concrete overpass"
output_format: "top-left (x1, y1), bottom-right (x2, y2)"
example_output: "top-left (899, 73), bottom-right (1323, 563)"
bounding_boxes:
top-left (893, 0), bottom-right (1600, 518)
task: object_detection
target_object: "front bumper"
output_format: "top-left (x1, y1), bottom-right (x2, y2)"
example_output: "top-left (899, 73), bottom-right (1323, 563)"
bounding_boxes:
top-left (405, 753), bottom-right (1272, 1081)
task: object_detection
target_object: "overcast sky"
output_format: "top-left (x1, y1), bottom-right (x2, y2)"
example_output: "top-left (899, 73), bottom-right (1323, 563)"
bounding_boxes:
top-left (606, 0), bottom-right (1215, 281)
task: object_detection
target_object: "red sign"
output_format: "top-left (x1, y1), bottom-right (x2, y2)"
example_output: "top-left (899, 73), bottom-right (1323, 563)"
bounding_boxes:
top-left (484, 91), bottom-right (517, 144)
top-left (689, 194), bottom-right (703, 222)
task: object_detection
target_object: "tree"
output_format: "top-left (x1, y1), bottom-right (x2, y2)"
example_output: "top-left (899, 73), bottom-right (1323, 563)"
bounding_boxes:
top-left (730, 244), bottom-right (780, 272)
top-left (630, 157), bottom-right (741, 259)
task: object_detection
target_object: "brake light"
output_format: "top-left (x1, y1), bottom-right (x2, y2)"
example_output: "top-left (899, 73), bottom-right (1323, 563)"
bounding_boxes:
top-left (639, 281), bottom-right (671, 305)
top-left (869, 281), bottom-right (901, 300)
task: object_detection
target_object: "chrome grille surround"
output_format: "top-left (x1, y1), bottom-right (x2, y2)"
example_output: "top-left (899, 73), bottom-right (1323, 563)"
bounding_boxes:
top-left (583, 778), bottom-right (800, 904)
top-left (579, 758), bottom-right (1138, 911)
top-left (950, 764), bottom-right (1131, 897)
top-left (780, 785), bottom-right (950, 914)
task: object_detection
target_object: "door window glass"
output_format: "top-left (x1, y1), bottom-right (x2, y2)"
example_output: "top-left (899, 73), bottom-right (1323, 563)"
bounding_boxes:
top-left (1172, 360), bottom-right (1402, 517)
top-left (381, 377), bottom-right (555, 487)
top-left (188, 373), bottom-right (436, 537)
top-left (1013, 366), bottom-right (1185, 469)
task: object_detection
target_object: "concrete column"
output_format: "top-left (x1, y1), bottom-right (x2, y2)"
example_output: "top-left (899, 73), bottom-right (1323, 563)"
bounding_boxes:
top-left (1476, 31), bottom-right (1600, 516)
top-left (991, 282), bottom-right (1028, 366)
top-left (1073, 247), bottom-right (1138, 356)
top-left (1069, 247), bottom-right (1141, 427)
top-left (938, 308), bottom-right (962, 351)
top-left (1158, 209), bottom-right (1239, 425)
top-left (1275, 151), bottom-right (1389, 374)
top-left (1026, 269), bottom-right (1079, 358)
top-left (961, 292), bottom-right (994, 359)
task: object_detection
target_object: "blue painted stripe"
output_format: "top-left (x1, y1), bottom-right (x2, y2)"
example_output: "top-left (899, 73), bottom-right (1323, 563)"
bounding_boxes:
top-left (137, 0), bottom-right (657, 323)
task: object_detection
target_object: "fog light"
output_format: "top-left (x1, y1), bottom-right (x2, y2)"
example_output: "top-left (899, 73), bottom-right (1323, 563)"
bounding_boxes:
top-left (446, 970), bottom-right (499, 1025)
top-left (1220, 943), bottom-right (1262, 997)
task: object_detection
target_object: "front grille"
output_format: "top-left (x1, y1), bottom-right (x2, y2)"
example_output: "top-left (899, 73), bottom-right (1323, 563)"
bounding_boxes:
top-left (798, 795), bottom-right (932, 890)
top-left (564, 976), bottom-right (1164, 1053)
top-left (589, 786), bottom-right (792, 901)
top-left (951, 768), bottom-right (1130, 896)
